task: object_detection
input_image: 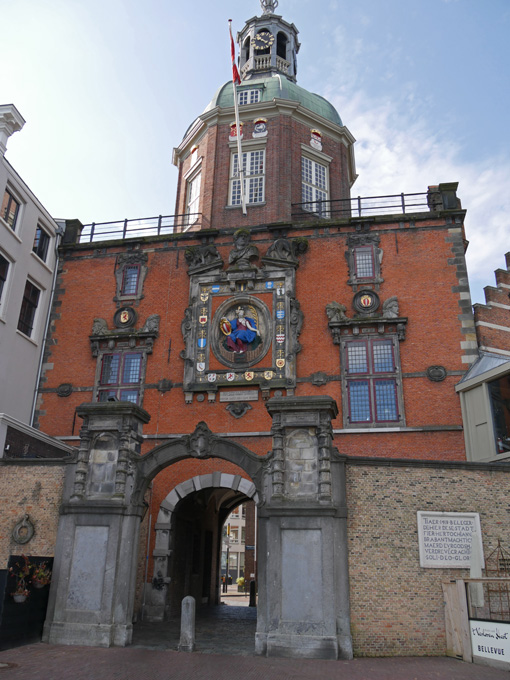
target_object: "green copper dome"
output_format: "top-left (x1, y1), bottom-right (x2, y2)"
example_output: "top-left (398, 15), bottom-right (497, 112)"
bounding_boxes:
top-left (204, 75), bottom-right (342, 127)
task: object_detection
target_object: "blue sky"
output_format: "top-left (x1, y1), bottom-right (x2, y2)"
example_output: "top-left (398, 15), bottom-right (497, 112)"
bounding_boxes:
top-left (3, 0), bottom-right (510, 303)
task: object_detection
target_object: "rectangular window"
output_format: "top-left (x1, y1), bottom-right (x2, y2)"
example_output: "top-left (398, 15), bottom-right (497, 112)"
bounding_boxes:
top-left (1, 189), bottom-right (20, 230)
top-left (186, 170), bottom-right (201, 224)
top-left (238, 89), bottom-right (260, 105)
top-left (98, 352), bottom-right (142, 404)
top-left (121, 265), bottom-right (140, 296)
top-left (0, 253), bottom-right (9, 304)
top-left (354, 246), bottom-right (375, 279)
top-left (18, 280), bottom-right (40, 337)
top-left (32, 226), bottom-right (51, 262)
top-left (345, 338), bottom-right (401, 425)
top-left (301, 157), bottom-right (329, 216)
top-left (230, 149), bottom-right (265, 206)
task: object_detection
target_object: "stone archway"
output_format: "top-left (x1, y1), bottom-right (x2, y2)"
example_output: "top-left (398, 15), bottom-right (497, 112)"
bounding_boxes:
top-left (43, 397), bottom-right (353, 660)
top-left (145, 472), bottom-right (259, 620)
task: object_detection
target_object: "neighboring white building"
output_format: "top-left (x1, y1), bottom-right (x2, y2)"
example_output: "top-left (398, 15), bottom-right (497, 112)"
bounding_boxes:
top-left (222, 504), bottom-right (247, 583)
top-left (0, 104), bottom-right (63, 424)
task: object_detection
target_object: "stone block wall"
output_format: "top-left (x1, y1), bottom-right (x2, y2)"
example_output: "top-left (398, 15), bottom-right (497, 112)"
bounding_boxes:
top-left (346, 459), bottom-right (510, 656)
top-left (0, 463), bottom-right (67, 566)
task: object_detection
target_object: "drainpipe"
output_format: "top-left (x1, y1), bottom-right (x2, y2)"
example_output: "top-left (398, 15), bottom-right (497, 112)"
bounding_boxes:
top-left (30, 220), bottom-right (64, 426)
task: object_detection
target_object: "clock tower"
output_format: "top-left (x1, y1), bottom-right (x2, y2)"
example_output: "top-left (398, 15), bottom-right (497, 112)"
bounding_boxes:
top-left (238, 0), bottom-right (300, 82)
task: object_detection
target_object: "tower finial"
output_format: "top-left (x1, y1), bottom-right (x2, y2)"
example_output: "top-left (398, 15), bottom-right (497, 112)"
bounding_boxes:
top-left (260, 0), bottom-right (279, 15)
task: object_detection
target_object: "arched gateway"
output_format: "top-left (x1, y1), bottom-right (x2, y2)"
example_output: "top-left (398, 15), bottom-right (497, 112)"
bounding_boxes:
top-left (42, 397), bottom-right (353, 659)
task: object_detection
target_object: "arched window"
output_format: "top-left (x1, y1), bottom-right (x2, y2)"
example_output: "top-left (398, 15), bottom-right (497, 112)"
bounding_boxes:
top-left (243, 37), bottom-right (251, 63)
top-left (277, 32), bottom-right (288, 60)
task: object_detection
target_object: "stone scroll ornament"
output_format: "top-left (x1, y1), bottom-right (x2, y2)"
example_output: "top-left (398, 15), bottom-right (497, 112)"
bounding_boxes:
top-left (228, 229), bottom-right (259, 270)
top-left (12, 514), bottom-right (35, 545)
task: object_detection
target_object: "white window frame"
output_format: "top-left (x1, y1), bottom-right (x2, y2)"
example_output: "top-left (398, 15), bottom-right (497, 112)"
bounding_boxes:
top-left (229, 147), bottom-right (266, 207)
top-left (0, 249), bottom-right (12, 316)
top-left (1, 184), bottom-right (24, 234)
top-left (238, 89), bottom-right (261, 106)
top-left (186, 169), bottom-right (201, 225)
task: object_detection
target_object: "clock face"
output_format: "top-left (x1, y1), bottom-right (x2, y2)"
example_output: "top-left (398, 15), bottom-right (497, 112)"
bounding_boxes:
top-left (251, 30), bottom-right (274, 50)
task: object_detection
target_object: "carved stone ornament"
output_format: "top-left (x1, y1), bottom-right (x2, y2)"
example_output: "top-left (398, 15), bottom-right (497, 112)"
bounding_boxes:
top-left (12, 514), bottom-right (35, 545)
top-left (382, 296), bottom-right (399, 319)
top-left (114, 307), bottom-right (137, 328)
top-left (92, 318), bottom-right (109, 335)
top-left (326, 302), bottom-right (348, 323)
top-left (142, 314), bottom-right (160, 334)
top-left (311, 372), bottom-right (329, 386)
top-left (426, 365), bottom-right (447, 382)
top-left (260, 0), bottom-right (278, 14)
top-left (289, 298), bottom-right (304, 355)
top-left (185, 243), bottom-right (223, 275)
top-left (353, 289), bottom-right (380, 316)
top-left (57, 383), bottom-right (73, 397)
top-left (187, 422), bottom-right (213, 458)
top-left (180, 306), bottom-right (194, 364)
top-left (157, 379), bottom-right (173, 393)
top-left (228, 229), bottom-right (259, 270)
top-left (90, 314), bottom-right (160, 357)
top-left (262, 237), bottom-right (309, 269)
top-left (226, 402), bottom-right (252, 419)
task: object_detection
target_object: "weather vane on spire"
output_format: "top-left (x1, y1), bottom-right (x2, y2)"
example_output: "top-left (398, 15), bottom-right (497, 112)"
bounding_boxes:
top-left (260, 0), bottom-right (279, 15)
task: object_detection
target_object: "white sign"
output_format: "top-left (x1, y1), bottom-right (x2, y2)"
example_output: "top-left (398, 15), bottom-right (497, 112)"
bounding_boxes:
top-left (417, 511), bottom-right (483, 568)
top-left (220, 390), bottom-right (259, 402)
top-left (471, 620), bottom-right (510, 663)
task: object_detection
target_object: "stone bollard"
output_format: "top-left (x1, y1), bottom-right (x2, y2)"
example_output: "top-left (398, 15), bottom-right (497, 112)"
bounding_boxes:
top-left (249, 580), bottom-right (256, 607)
top-left (178, 595), bottom-right (196, 652)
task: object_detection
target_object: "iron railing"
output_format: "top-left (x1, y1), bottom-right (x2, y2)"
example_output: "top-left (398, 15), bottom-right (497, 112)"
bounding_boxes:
top-left (79, 213), bottom-right (201, 244)
top-left (291, 192), bottom-right (430, 220)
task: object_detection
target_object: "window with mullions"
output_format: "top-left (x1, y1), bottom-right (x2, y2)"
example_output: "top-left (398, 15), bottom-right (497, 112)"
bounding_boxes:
top-left (230, 149), bottom-right (265, 206)
top-left (121, 265), bottom-right (140, 296)
top-left (301, 156), bottom-right (329, 216)
top-left (98, 352), bottom-right (143, 404)
top-left (354, 246), bottom-right (375, 280)
top-left (18, 280), bottom-right (41, 337)
top-left (1, 189), bottom-right (21, 230)
top-left (32, 226), bottom-right (51, 262)
top-left (238, 90), bottom-right (260, 106)
top-left (344, 338), bottom-right (402, 425)
top-left (186, 170), bottom-right (201, 225)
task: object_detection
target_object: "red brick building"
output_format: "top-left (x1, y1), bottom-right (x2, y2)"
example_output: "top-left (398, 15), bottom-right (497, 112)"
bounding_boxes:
top-left (11, 0), bottom-right (508, 662)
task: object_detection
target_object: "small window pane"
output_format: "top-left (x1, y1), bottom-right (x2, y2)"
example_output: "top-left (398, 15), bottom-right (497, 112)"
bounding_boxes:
top-left (373, 342), bottom-right (395, 373)
top-left (98, 390), bottom-right (117, 402)
top-left (354, 247), bottom-right (374, 278)
top-left (119, 389), bottom-right (139, 403)
top-left (347, 343), bottom-right (368, 374)
top-left (17, 281), bottom-right (40, 337)
top-left (1, 190), bottom-right (20, 230)
top-left (33, 226), bottom-right (50, 261)
top-left (121, 265), bottom-right (139, 296)
top-left (122, 354), bottom-right (142, 384)
top-left (100, 354), bottom-right (120, 385)
top-left (349, 381), bottom-right (371, 422)
top-left (375, 380), bottom-right (398, 421)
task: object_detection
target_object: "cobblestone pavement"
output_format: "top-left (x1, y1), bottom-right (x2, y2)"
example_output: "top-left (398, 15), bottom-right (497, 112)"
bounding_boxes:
top-left (0, 602), bottom-right (508, 679)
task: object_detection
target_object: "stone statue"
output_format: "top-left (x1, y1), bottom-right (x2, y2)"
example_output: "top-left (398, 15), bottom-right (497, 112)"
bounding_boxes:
top-left (91, 318), bottom-right (108, 335)
top-left (265, 237), bottom-right (308, 263)
top-left (142, 314), bottom-right (160, 333)
top-left (228, 229), bottom-right (259, 270)
top-left (382, 296), bottom-right (399, 319)
top-left (184, 244), bottom-right (221, 271)
top-left (289, 298), bottom-right (304, 354)
top-left (221, 306), bottom-right (260, 354)
top-left (325, 302), bottom-right (348, 323)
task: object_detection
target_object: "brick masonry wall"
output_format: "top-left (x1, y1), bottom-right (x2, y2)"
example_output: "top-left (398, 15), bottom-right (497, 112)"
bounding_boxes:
top-left (0, 464), bottom-right (66, 567)
top-left (346, 460), bottom-right (510, 656)
top-left (473, 251), bottom-right (510, 355)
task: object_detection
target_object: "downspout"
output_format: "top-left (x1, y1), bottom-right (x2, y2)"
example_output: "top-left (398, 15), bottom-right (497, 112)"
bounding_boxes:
top-left (30, 220), bottom-right (65, 426)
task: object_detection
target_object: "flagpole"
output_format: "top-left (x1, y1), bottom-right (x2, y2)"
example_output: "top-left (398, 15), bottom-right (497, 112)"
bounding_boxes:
top-left (229, 20), bottom-right (247, 216)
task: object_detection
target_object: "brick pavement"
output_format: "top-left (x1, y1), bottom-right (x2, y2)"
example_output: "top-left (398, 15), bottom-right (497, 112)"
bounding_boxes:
top-left (0, 644), bottom-right (509, 680)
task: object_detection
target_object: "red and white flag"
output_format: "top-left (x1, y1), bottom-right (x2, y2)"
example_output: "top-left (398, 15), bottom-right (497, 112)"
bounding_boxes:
top-left (229, 20), bottom-right (241, 85)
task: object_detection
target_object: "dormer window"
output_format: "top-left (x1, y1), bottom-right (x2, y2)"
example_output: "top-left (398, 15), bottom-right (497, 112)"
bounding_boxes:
top-left (239, 90), bottom-right (261, 106)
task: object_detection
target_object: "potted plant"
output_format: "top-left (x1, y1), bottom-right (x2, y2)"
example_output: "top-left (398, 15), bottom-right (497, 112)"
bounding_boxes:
top-left (236, 576), bottom-right (245, 593)
top-left (31, 561), bottom-right (52, 588)
top-left (9, 555), bottom-right (32, 603)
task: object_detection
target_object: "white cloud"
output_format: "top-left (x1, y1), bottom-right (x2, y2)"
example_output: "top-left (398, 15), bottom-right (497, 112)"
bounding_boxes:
top-left (325, 90), bottom-right (510, 304)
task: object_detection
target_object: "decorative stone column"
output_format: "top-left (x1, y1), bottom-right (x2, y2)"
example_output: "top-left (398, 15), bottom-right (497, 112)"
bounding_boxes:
top-left (256, 396), bottom-right (352, 660)
top-left (43, 402), bottom-right (150, 647)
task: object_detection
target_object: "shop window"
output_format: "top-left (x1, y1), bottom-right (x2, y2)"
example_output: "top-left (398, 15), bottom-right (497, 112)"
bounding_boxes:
top-left (18, 280), bottom-right (41, 338)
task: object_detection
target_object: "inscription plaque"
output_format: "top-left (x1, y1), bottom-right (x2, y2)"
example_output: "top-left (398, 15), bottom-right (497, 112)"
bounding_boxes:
top-left (417, 511), bottom-right (483, 568)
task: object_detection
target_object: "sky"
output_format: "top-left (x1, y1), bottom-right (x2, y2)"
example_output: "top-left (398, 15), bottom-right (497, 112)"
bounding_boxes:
top-left (2, 0), bottom-right (510, 304)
